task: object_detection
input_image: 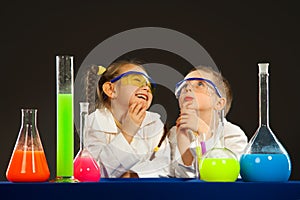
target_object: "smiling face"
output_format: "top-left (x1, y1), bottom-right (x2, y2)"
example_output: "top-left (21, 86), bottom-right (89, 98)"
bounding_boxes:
top-left (112, 64), bottom-right (153, 110)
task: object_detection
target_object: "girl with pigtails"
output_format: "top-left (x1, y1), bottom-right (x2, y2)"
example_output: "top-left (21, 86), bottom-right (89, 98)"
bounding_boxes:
top-left (84, 60), bottom-right (171, 178)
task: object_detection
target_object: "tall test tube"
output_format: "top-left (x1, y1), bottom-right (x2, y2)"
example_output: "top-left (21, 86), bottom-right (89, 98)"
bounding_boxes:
top-left (55, 55), bottom-right (76, 182)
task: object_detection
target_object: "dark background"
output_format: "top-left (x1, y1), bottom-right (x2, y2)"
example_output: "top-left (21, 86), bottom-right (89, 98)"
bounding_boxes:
top-left (1, 1), bottom-right (299, 181)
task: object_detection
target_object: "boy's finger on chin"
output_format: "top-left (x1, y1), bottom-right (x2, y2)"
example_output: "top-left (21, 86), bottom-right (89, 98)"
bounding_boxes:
top-left (181, 103), bottom-right (193, 112)
top-left (182, 101), bottom-right (191, 108)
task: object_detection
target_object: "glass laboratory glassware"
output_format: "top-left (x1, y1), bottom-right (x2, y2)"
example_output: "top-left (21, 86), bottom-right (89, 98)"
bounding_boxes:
top-left (6, 109), bottom-right (50, 182)
top-left (199, 110), bottom-right (240, 182)
top-left (55, 55), bottom-right (77, 182)
top-left (74, 102), bottom-right (101, 182)
top-left (189, 131), bottom-right (206, 179)
top-left (240, 63), bottom-right (291, 182)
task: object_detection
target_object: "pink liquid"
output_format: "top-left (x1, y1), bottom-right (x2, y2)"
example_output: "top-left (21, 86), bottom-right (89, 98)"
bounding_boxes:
top-left (74, 156), bottom-right (101, 182)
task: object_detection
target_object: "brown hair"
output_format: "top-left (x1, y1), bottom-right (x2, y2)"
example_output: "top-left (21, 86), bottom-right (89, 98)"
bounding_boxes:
top-left (222, 76), bottom-right (232, 116)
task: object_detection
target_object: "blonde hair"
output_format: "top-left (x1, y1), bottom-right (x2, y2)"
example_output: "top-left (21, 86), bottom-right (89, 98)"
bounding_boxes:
top-left (191, 66), bottom-right (226, 98)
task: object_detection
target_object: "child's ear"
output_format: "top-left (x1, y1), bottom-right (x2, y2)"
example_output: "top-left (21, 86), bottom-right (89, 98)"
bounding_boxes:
top-left (215, 97), bottom-right (226, 111)
top-left (102, 82), bottom-right (116, 98)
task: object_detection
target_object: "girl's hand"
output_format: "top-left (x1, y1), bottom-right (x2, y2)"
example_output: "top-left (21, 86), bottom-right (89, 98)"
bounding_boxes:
top-left (128, 101), bottom-right (147, 125)
top-left (122, 102), bottom-right (147, 142)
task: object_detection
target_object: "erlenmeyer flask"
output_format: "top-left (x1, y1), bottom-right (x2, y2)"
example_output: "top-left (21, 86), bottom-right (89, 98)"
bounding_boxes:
top-left (74, 102), bottom-right (101, 182)
top-left (6, 109), bottom-right (50, 182)
top-left (240, 63), bottom-right (291, 182)
top-left (199, 110), bottom-right (240, 182)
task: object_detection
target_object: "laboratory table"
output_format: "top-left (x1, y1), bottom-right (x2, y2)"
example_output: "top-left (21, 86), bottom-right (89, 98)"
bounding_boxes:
top-left (0, 178), bottom-right (300, 200)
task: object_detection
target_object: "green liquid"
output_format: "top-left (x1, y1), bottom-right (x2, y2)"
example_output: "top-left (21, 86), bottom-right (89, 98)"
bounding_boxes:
top-left (57, 94), bottom-right (74, 177)
top-left (195, 146), bottom-right (202, 168)
top-left (200, 158), bottom-right (240, 182)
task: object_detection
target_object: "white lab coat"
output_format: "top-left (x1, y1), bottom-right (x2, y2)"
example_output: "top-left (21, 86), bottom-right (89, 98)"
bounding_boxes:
top-left (85, 108), bottom-right (171, 178)
top-left (168, 118), bottom-right (248, 178)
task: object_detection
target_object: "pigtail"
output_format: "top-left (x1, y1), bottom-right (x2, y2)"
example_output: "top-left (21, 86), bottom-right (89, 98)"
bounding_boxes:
top-left (149, 124), bottom-right (170, 161)
top-left (85, 65), bottom-right (102, 113)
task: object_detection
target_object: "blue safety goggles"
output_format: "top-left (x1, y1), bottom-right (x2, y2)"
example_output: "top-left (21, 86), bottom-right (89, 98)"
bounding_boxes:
top-left (175, 77), bottom-right (222, 99)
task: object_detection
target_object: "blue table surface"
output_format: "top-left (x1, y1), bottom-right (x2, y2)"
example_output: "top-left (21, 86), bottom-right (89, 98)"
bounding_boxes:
top-left (1, 178), bottom-right (300, 200)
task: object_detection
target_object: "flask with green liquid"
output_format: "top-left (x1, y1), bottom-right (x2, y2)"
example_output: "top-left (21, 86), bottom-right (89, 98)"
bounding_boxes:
top-left (199, 110), bottom-right (240, 182)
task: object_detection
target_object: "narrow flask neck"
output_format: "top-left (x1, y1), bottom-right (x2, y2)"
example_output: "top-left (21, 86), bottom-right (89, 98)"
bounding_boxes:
top-left (80, 111), bottom-right (88, 150)
top-left (259, 72), bottom-right (269, 126)
top-left (219, 109), bottom-right (225, 148)
top-left (22, 109), bottom-right (37, 128)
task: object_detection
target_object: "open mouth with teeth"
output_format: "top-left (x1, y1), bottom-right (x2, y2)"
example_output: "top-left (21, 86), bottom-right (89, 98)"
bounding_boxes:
top-left (136, 93), bottom-right (148, 101)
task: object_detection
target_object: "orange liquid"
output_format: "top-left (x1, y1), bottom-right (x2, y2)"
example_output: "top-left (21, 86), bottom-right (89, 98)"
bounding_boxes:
top-left (6, 150), bottom-right (50, 182)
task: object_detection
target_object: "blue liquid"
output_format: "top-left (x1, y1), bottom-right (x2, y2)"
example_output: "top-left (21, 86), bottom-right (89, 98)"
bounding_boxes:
top-left (240, 154), bottom-right (291, 182)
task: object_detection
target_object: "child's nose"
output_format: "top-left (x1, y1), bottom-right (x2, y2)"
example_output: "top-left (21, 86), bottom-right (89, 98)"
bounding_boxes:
top-left (184, 83), bottom-right (193, 92)
top-left (140, 85), bottom-right (151, 92)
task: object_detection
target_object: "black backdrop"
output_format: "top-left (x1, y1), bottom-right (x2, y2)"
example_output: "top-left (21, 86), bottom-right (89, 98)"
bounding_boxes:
top-left (1, 1), bottom-right (299, 181)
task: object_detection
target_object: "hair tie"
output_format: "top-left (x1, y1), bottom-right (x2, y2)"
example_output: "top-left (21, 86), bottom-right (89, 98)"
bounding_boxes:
top-left (97, 66), bottom-right (106, 75)
top-left (153, 146), bottom-right (160, 152)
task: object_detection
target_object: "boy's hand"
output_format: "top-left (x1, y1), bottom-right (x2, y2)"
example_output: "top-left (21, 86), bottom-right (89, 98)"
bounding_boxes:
top-left (176, 101), bottom-right (210, 136)
top-left (177, 101), bottom-right (199, 133)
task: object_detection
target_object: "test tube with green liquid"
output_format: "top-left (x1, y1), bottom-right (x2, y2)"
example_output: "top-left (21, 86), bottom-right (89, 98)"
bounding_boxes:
top-left (55, 55), bottom-right (76, 182)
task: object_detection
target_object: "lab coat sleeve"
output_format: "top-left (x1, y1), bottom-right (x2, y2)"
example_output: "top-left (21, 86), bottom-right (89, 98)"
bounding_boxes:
top-left (99, 133), bottom-right (141, 177)
top-left (189, 120), bottom-right (248, 160)
top-left (223, 120), bottom-right (248, 160)
top-left (168, 126), bottom-right (196, 178)
top-left (173, 147), bottom-right (197, 178)
top-left (130, 139), bottom-right (171, 178)
top-left (129, 118), bottom-right (171, 178)
top-left (85, 123), bottom-right (141, 178)
top-left (86, 111), bottom-right (172, 178)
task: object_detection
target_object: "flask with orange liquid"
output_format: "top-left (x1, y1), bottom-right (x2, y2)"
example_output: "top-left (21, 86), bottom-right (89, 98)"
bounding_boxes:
top-left (6, 109), bottom-right (50, 182)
